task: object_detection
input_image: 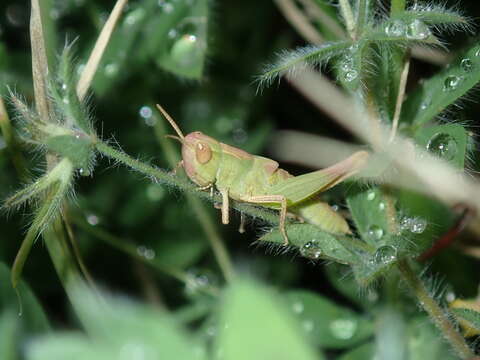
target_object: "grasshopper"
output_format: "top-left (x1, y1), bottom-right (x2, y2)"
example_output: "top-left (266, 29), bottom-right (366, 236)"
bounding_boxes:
top-left (156, 105), bottom-right (368, 244)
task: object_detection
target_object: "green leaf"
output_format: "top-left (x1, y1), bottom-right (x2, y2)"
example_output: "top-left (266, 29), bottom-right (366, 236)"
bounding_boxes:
top-left (284, 290), bottom-right (374, 349)
top-left (258, 223), bottom-right (363, 265)
top-left (46, 135), bottom-right (95, 170)
top-left (27, 288), bottom-right (207, 360)
top-left (338, 343), bottom-right (374, 360)
top-left (401, 43), bottom-right (480, 127)
top-left (0, 262), bottom-right (50, 333)
top-left (216, 279), bottom-right (322, 360)
top-left (400, 4), bottom-right (471, 32)
top-left (415, 124), bottom-right (467, 169)
top-left (347, 187), bottom-right (390, 246)
top-left (451, 308), bottom-right (480, 333)
top-left (154, 0), bottom-right (209, 79)
top-left (0, 311), bottom-right (20, 360)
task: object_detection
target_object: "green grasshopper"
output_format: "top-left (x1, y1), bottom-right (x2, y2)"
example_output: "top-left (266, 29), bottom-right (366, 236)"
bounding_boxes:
top-left (156, 105), bottom-right (368, 244)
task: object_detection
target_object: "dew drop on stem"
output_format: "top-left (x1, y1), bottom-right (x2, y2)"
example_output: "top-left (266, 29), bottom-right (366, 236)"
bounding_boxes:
top-left (329, 318), bottom-right (357, 340)
top-left (385, 20), bottom-right (406, 37)
top-left (367, 225), bottom-right (384, 241)
top-left (373, 245), bottom-right (397, 265)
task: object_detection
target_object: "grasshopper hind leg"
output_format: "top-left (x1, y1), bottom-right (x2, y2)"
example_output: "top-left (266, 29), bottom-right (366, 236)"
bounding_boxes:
top-left (241, 195), bottom-right (289, 245)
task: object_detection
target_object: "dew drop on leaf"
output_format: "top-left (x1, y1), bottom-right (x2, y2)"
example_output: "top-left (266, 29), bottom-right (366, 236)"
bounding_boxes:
top-left (367, 225), bottom-right (384, 240)
top-left (378, 202), bottom-right (386, 211)
top-left (329, 318), bottom-right (358, 340)
top-left (420, 98), bottom-right (431, 110)
top-left (373, 245), bottom-right (397, 265)
top-left (427, 133), bottom-right (458, 161)
top-left (291, 301), bottom-right (304, 314)
top-left (410, 217), bottom-right (427, 234)
top-left (86, 213), bottom-right (100, 226)
top-left (385, 20), bottom-right (405, 37)
top-left (302, 319), bottom-right (314, 332)
top-left (343, 70), bottom-right (358, 82)
top-left (366, 190), bottom-right (376, 201)
top-left (443, 75), bottom-right (461, 91)
top-left (300, 240), bottom-right (322, 260)
top-left (461, 58), bottom-right (473, 72)
top-left (104, 63), bottom-right (119, 77)
top-left (406, 19), bottom-right (431, 40)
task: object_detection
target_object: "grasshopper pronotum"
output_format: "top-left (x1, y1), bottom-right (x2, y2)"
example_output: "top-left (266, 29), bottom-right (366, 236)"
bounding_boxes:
top-left (157, 105), bottom-right (368, 244)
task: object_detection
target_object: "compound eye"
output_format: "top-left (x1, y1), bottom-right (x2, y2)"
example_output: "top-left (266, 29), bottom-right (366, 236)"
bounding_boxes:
top-left (195, 142), bottom-right (212, 164)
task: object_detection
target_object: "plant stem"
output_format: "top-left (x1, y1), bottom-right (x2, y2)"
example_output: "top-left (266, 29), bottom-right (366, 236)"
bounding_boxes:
top-left (338, 0), bottom-right (355, 39)
top-left (397, 259), bottom-right (474, 359)
top-left (354, 0), bottom-right (368, 39)
top-left (153, 112), bottom-right (235, 282)
top-left (71, 214), bottom-right (220, 297)
top-left (389, 54), bottom-right (410, 142)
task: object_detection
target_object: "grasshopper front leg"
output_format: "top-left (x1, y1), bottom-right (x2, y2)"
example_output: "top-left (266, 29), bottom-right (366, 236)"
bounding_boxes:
top-left (241, 195), bottom-right (288, 245)
top-left (220, 188), bottom-right (230, 225)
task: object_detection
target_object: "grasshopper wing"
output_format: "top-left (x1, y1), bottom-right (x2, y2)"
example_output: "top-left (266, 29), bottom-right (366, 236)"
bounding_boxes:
top-left (269, 151), bottom-right (368, 204)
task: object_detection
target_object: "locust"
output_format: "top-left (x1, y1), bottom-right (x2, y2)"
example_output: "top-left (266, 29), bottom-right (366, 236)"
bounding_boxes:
top-left (156, 105), bottom-right (368, 244)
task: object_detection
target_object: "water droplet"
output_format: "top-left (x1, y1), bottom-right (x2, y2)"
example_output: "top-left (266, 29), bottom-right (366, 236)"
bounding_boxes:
top-left (400, 216), bottom-right (413, 231)
top-left (158, 0), bottom-right (174, 13)
top-left (146, 184), bottom-right (165, 201)
top-left (420, 98), bottom-right (431, 110)
top-left (373, 245), bottom-right (397, 265)
top-left (62, 97), bottom-right (69, 104)
top-left (367, 225), bottom-right (384, 240)
top-left (329, 319), bottom-right (358, 340)
top-left (61, 83), bottom-right (68, 91)
top-left (406, 19), bottom-right (431, 40)
top-left (427, 133), bottom-right (458, 161)
top-left (137, 245), bottom-right (156, 260)
top-left (443, 75), bottom-right (461, 91)
top-left (124, 8), bottom-right (145, 26)
top-left (185, 270), bottom-right (216, 295)
top-left (445, 291), bottom-right (456, 303)
top-left (378, 202), bottom-right (386, 211)
top-left (292, 301), bottom-right (304, 314)
top-left (385, 20), bottom-right (406, 37)
top-left (86, 214), bottom-right (100, 226)
top-left (410, 217), bottom-right (427, 234)
top-left (6, 5), bottom-right (27, 27)
top-left (461, 58), bottom-right (473, 72)
top-left (366, 190), bottom-right (376, 201)
top-left (331, 204), bottom-right (340, 212)
top-left (139, 106), bottom-right (153, 119)
top-left (232, 128), bottom-right (248, 144)
top-left (302, 320), bottom-right (314, 332)
top-left (343, 70), bottom-right (358, 82)
top-left (79, 168), bottom-right (91, 176)
top-left (104, 63), bottom-right (119, 77)
top-left (300, 240), bottom-right (322, 260)
top-left (340, 59), bottom-right (353, 72)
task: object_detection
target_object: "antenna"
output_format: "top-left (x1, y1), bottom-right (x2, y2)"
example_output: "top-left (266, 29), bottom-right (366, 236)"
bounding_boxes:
top-left (156, 104), bottom-right (185, 139)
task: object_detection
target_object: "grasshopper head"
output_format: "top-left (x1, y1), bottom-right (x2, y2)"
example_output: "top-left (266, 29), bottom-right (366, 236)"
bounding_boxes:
top-left (156, 104), bottom-right (220, 187)
top-left (182, 131), bottom-right (221, 186)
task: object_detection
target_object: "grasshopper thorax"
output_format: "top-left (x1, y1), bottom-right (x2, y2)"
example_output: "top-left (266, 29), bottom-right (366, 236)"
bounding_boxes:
top-left (182, 131), bottom-right (221, 187)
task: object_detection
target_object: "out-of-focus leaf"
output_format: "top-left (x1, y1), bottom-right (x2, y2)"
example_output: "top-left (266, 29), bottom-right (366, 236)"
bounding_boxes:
top-left (338, 343), bottom-right (374, 360)
top-left (216, 279), bottom-right (322, 360)
top-left (0, 311), bottom-right (19, 360)
top-left (284, 290), bottom-right (374, 349)
top-left (0, 262), bottom-right (49, 333)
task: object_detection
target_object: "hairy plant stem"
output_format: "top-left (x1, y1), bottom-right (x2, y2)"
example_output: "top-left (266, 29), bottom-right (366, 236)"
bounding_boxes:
top-left (338, 0), bottom-right (355, 39)
top-left (153, 111), bottom-right (235, 283)
top-left (397, 259), bottom-right (474, 359)
top-left (389, 53), bottom-right (410, 142)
